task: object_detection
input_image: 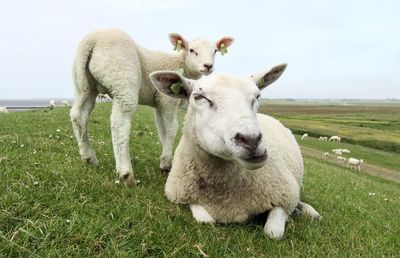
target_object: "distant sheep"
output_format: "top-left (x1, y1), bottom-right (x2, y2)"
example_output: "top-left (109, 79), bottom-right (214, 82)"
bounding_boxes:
top-left (301, 133), bottom-right (308, 140)
top-left (341, 148), bottom-right (350, 154)
top-left (150, 64), bottom-right (320, 240)
top-left (332, 149), bottom-right (343, 155)
top-left (348, 158), bottom-right (364, 171)
top-left (337, 156), bottom-right (347, 165)
top-left (0, 107), bottom-right (9, 114)
top-left (70, 28), bottom-right (234, 186)
top-left (319, 136), bottom-right (328, 141)
top-left (49, 100), bottom-right (56, 108)
top-left (61, 100), bottom-right (70, 106)
top-left (329, 136), bottom-right (341, 143)
top-left (322, 152), bottom-right (329, 160)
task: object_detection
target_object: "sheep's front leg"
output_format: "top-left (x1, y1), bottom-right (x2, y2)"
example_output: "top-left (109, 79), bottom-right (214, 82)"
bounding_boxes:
top-left (190, 204), bottom-right (215, 223)
top-left (155, 100), bottom-right (180, 173)
top-left (111, 98), bottom-right (137, 187)
top-left (264, 207), bottom-right (288, 240)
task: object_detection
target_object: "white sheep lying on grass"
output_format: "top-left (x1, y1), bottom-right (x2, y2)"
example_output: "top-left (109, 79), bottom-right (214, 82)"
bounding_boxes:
top-left (301, 133), bottom-right (308, 140)
top-left (332, 149), bottom-right (343, 155)
top-left (150, 64), bottom-right (321, 240)
top-left (70, 28), bottom-right (234, 186)
top-left (348, 158), bottom-right (364, 171)
top-left (49, 100), bottom-right (56, 108)
top-left (0, 107), bottom-right (9, 114)
top-left (322, 152), bottom-right (329, 160)
top-left (329, 135), bottom-right (341, 143)
top-left (341, 148), bottom-right (350, 154)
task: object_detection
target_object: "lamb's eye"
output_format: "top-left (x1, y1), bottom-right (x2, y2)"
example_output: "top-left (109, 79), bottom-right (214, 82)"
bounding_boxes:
top-left (189, 49), bottom-right (198, 56)
top-left (194, 94), bottom-right (214, 107)
top-left (214, 49), bottom-right (217, 55)
top-left (256, 94), bottom-right (261, 99)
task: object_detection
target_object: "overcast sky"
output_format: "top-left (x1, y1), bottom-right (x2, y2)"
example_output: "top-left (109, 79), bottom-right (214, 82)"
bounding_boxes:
top-left (1, 0), bottom-right (399, 99)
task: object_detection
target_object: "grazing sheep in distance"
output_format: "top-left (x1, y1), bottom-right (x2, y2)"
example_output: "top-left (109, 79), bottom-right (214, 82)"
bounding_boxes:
top-left (301, 133), bottom-right (308, 140)
top-left (61, 100), bottom-right (70, 106)
top-left (329, 135), bottom-right (341, 143)
top-left (332, 149), bottom-right (343, 155)
top-left (70, 28), bottom-right (234, 186)
top-left (319, 136), bottom-right (328, 141)
top-left (341, 148), bottom-right (350, 154)
top-left (337, 156), bottom-right (347, 164)
top-left (49, 100), bottom-right (56, 108)
top-left (150, 63), bottom-right (320, 240)
top-left (322, 152), bottom-right (329, 160)
top-left (0, 107), bottom-right (9, 114)
top-left (348, 158), bottom-right (364, 171)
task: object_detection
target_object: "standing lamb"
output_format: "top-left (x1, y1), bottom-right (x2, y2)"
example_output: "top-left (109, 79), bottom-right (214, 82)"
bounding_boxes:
top-left (70, 28), bottom-right (234, 186)
top-left (49, 100), bottom-right (56, 108)
top-left (301, 133), bottom-right (308, 140)
top-left (337, 156), bottom-right (347, 165)
top-left (0, 107), bottom-right (9, 114)
top-left (329, 136), bottom-right (341, 143)
top-left (322, 152), bottom-right (329, 160)
top-left (150, 64), bottom-right (320, 240)
top-left (348, 158), bottom-right (364, 171)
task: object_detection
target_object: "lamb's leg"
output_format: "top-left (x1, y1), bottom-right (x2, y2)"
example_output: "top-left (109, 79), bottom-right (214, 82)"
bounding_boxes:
top-left (264, 207), bottom-right (288, 240)
top-left (297, 201), bottom-right (321, 220)
top-left (110, 95), bottom-right (137, 187)
top-left (155, 101), bottom-right (180, 173)
top-left (70, 91), bottom-right (98, 165)
top-left (190, 204), bottom-right (215, 223)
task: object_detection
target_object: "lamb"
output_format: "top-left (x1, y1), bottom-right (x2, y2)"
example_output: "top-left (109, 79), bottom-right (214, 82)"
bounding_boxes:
top-left (322, 152), bottom-right (329, 160)
top-left (0, 107), bottom-right (9, 114)
top-left (149, 63), bottom-right (320, 240)
top-left (337, 156), bottom-right (347, 165)
top-left (348, 158), bottom-right (364, 171)
top-left (70, 28), bottom-right (234, 186)
top-left (332, 149), bottom-right (343, 155)
top-left (341, 148), bottom-right (350, 154)
top-left (61, 100), bottom-right (70, 106)
top-left (301, 133), bottom-right (308, 140)
top-left (329, 135), bottom-right (341, 143)
top-left (49, 100), bottom-right (56, 108)
top-left (319, 136), bottom-right (328, 141)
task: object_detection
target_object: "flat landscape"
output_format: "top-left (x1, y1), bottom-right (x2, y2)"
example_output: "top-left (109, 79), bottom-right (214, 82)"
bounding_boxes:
top-left (0, 102), bottom-right (399, 256)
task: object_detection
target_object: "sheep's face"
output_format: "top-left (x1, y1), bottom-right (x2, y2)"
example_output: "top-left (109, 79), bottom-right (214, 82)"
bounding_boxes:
top-left (150, 64), bottom-right (287, 170)
top-left (169, 33), bottom-right (234, 78)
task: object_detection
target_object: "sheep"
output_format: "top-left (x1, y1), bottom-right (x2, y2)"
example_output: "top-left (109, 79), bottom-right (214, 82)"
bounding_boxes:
top-left (0, 107), bottom-right (9, 114)
top-left (320, 136), bottom-right (328, 141)
top-left (341, 148), bottom-right (351, 154)
top-left (322, 152), bottom-right (329, 160)
top-left (149, 63), bottom-right (321, 240)
top-left (301, 133), bottom-right (308, 140)
top-left (332, 149), bottom-right (343, 155)
top-left (70, 28), bottom-right (234, 186)
top-left (329, 135), bottom-right (341, 143)
top-left (61, 100), bottom-right (70, 106)
top-left (49, 100), bottom-right (56, 108)
top-left (348, 158), bottom-right (364, 171)
top-left (337, 156), bottom-right (347, 165)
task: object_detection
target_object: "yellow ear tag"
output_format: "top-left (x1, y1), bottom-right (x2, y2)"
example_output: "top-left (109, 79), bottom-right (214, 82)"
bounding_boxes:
top-left (220, 43), bottom-right (228, 56)
top-left (170, 82), bottom-right (182, 94)
top-left (174, 40), bottom-right (183, 52)
top-left (257, 77), bottom-right (265, 87)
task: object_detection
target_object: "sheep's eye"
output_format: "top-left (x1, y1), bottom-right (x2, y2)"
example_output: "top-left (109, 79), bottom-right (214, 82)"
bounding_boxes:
top-left (213, 49), bottom-right (217, 55)
top-left (256, 94), bottom-right (261, 99)
top-left (194, 94), bottom-right (214, 107)
top-left (189, 49), bottom-right (198, 56)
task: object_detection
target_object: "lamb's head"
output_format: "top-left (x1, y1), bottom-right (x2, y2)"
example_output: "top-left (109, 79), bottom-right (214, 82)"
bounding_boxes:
top-left (169, 33), bottom-right (234, 77)
top-left (150, 64), bottom-right (287, 170)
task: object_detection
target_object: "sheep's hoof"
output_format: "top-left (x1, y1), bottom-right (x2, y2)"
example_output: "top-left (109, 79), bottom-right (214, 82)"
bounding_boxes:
top-left (119, 173), bottom-right (135, 187)
top-left (82, 156), bottom-right (99, 166)
top-left (160, 165), bottom-right (171, 174)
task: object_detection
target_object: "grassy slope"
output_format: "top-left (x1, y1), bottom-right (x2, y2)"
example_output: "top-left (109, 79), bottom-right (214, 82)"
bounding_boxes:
top-left (0, 105), bottom-right (399, 256)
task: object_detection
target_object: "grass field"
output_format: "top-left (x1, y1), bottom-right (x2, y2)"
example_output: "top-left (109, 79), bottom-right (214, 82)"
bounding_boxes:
top-left (0, 104), bottom-right (399, 256)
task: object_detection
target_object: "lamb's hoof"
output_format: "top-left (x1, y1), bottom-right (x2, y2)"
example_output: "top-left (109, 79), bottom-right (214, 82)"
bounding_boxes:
top-left (119, 173), bottom-right (135, 187)
top-left (160, 165), bottom-right (171, 174)
top-left (82, 156), bottom-right (99, 166)
top-left (264, 222), bottom-right (285, 240)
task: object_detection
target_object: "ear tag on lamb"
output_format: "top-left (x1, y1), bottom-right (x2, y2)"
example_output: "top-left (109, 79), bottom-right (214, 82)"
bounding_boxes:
top-left (170, 82), bottom-right (183, 95)
top-left (174, 40), bottom-right (183, 52)
top-left (257, 77), bottom-right (265, 88)
top-left (220, 43), bottom-right (228, 56)
top-left (176, 67), bottom-right (184, 76)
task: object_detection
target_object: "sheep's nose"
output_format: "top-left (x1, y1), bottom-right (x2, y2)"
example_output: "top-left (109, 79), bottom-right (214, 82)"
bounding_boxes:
top-left (233, 133), bottom-right (262, 152)
top-left (204, 64), bottom-right (213, 71)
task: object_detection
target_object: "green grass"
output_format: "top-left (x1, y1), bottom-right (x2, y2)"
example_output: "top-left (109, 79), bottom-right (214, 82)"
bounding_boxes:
top-left (1, 104), bottom-right (399, 256)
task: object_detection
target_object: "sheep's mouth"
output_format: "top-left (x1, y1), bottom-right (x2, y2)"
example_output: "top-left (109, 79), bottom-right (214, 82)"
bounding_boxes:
top-left (200, 69), bottom-right (213, 75)
top-left (242, 150), bottom-right (268, 164)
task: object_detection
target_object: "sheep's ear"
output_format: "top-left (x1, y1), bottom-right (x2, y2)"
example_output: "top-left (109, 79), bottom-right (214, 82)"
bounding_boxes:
top-left (149, 71), bottom-right (193, 99)
top-left (250, 63), bottom-right (287, 90)
top-left (216, 37), bottom-right (234, 55)
top-left (169, 33), bottom-right (189, 52)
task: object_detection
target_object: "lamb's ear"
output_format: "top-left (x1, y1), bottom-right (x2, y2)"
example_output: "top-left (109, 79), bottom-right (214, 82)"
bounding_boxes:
top-left (250, 63), bottom-right (287, 90)
top-left (149, 71), bottom-right (193, 99)
top-left (169, 33), bottom-right (189, 52)
top-left (216, 37), bottom-right (234, 55)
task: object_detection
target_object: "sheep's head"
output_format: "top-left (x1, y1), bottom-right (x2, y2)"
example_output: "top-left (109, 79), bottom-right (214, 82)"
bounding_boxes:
top-left (169, 33), bottom-right (234, 78)
top-left (150, 64), bottom-right (287, 170)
